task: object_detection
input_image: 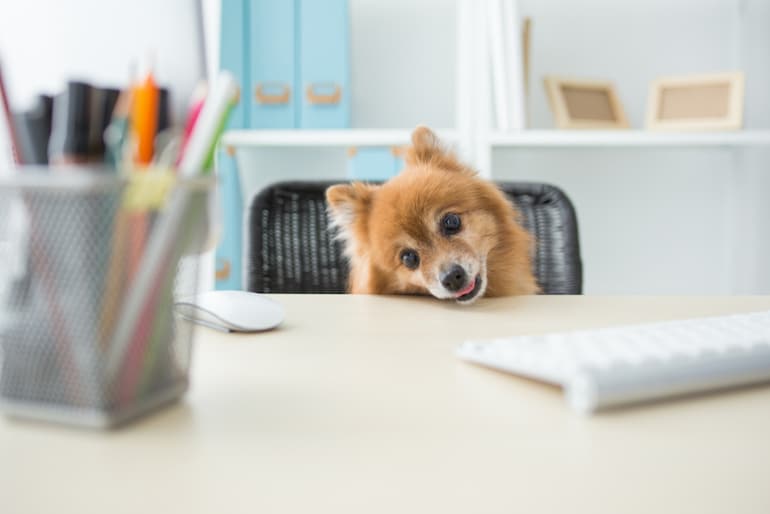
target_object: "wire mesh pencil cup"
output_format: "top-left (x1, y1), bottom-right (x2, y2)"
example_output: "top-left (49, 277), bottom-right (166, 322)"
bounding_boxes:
top-left (0, 167), bottom-right (214, 428)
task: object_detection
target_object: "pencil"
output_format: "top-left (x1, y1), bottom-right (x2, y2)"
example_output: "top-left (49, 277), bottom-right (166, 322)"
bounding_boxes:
top-left (131, 70), bottom-right (159, 166)
top-left (127, 69), bottom-right (159, 282)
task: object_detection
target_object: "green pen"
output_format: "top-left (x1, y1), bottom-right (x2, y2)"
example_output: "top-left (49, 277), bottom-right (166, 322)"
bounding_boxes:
top-left (103, 88), bottom-right (133, 171)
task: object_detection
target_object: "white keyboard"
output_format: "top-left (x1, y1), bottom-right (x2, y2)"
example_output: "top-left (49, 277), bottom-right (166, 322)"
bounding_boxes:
top-left (456, 310), bottom-right (770, 414)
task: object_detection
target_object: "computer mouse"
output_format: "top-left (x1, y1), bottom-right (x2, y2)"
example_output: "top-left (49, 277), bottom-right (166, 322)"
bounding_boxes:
top-left (174, 290), bottom-right (284, 333)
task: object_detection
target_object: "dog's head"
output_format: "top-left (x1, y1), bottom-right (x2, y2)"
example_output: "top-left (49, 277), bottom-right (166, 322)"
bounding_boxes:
top-left (327, 126), bottom-right (526, 304)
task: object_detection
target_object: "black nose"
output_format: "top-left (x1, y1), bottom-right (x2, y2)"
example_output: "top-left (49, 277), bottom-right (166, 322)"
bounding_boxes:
top-left (441, 265), bottom-right (468, 292)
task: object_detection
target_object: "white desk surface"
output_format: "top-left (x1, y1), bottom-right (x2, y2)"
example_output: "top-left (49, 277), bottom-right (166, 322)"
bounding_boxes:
top-left (3, 295), bottom-right (770, 514)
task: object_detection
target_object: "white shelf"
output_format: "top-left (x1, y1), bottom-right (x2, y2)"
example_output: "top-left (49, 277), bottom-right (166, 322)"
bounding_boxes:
top-left (490, 130), bottom-right (770, 148)
top-left (222, 129), bottom-right (770, 149)
top-left (222, 129), bottom-right (459, 148)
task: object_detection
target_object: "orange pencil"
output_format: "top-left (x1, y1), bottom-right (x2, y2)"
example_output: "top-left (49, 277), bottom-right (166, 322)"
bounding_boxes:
top-left (128, 68), bottom-right (158, 280)
top-left (130, 70), bottom-right (159, 165)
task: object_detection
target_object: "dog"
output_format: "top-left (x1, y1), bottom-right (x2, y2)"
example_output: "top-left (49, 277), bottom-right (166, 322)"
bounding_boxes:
top-left (325, 126), bottom-right (538, 304)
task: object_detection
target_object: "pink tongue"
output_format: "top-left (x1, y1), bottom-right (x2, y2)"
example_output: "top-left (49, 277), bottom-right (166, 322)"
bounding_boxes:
top-left (455, 278), bottom-right (476, 297)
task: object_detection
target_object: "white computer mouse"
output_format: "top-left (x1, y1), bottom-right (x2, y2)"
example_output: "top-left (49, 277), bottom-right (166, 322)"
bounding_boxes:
top-left (175, 290), bottom-right (284, 333)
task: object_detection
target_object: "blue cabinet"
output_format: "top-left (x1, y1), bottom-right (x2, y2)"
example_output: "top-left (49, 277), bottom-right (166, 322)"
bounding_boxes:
top-left (214, 147), bottom-right (243, 290)
top-left (217, 0), bottom-right (351, 290)
top-left (216, 0), bottom-right (247, 290)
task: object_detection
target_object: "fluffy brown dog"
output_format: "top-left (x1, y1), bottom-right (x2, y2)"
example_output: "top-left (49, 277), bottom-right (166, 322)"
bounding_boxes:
top-left (326, 126), bottom-right (538, 304)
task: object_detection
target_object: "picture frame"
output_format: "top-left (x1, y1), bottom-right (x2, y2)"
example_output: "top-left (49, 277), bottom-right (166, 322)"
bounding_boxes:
top-left (646, 72), bottom-right (745, 131)
top-left (544, 76), bottom-right (629, 130)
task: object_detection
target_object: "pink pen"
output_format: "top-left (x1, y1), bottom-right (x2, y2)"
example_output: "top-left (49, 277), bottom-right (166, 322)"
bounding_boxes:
top-left (175, 81), bottom-right (208, 166)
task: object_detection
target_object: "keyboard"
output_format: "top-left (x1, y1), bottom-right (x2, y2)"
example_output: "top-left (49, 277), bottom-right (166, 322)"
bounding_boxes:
top-left (456, 310), bottom-right (770, 414)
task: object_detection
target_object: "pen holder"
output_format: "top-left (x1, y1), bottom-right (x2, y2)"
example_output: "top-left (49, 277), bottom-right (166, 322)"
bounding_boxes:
top-left (0, 166), bottom-right (214, 428)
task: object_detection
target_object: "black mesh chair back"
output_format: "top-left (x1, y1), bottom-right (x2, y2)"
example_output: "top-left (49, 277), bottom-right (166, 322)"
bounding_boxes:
top-left (247, 181), bottom-right (582, 294)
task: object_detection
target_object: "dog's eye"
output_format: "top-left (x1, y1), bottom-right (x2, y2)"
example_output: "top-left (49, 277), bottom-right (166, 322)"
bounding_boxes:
top-left (400, 249), bottom-right (420, 270)
top-left (441, 213), bottom-right (462, 236)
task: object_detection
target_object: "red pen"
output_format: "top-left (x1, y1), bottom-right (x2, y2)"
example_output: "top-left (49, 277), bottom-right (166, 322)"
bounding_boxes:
top-left (0, 61), bottom-right (23, 165)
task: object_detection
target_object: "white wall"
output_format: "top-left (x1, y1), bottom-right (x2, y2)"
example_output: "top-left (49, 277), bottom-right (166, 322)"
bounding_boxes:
top-left (1, 0), bottom-right (768, 294)
top-left (0, 0), bottom-right (206, 121)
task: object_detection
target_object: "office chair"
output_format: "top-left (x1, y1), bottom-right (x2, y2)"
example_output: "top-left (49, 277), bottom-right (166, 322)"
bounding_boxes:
top-left (247, 181), bottom-right (582, 294)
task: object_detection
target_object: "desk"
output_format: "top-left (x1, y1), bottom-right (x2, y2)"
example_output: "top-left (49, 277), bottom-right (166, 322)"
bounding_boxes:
top-left (2, 295), bottom-right (770, 514)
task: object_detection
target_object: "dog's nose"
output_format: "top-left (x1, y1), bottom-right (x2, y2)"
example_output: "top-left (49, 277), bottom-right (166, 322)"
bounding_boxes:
top-left (441, 265), bottom-right (468, 292)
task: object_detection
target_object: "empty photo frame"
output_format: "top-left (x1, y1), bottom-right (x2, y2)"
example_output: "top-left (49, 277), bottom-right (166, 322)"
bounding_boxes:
top-left (646, 72), bottom-right (745, 131)
top-left (544, 76), bottom-right (629, 129)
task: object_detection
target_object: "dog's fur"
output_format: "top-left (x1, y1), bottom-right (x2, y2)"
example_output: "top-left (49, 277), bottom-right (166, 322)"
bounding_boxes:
top-left (326, 126), bottom-right (538, 304)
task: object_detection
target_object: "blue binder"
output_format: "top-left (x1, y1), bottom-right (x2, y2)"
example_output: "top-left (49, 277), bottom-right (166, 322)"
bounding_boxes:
top-left (249, 0), bottom-right (296, 128)
top-left (298, 0), bottom-right (350, 128)
top-left (347, 147), bottom-right (405, 181)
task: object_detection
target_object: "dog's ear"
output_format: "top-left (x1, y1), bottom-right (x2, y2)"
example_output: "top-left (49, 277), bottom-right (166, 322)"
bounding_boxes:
top-left (406, 125), bottom-right (465, 172)
top-left (407, 125), bottom-right (441, 164)
top-left (326, 182), bottom-right (379, 232)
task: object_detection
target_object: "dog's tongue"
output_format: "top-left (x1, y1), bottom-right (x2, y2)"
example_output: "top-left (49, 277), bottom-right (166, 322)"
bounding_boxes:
top-left (455, 278), bottom-right (476, 298)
